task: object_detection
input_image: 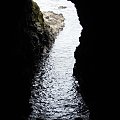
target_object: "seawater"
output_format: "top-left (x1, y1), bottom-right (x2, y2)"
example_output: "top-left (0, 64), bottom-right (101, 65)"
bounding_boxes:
top-left (28, 0), bottom-right (89, 120)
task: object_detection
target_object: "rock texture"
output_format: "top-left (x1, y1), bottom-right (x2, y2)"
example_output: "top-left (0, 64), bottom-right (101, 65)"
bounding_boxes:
top-left (2, 0), bottom-right (64, 120)
top-left (70, 0), bottom-right (111, 120)
top-left (2, 0), bottom-right (113, 120)
top-left (43, 11), bottom-right (65, 38)
top-left (28, 1), bottom-right (65, 58)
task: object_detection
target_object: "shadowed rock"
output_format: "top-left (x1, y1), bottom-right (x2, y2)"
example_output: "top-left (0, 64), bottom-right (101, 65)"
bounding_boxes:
top-left (75, 117), bottom-right (83, 120)
top-left (2, 0), bottom-right (113, 120)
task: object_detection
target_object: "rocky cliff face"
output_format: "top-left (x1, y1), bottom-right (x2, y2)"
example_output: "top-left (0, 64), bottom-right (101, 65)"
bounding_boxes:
top-left (2, 0), bottom-right (33, 119)
top-left (2, 0), bottom-right (64, 120)
top-left (25, 1), bottom-right (59, 59)
top-left (2, 0), bottom-right (108, 120)
top-left (70, 0), bottom-right (103, 120)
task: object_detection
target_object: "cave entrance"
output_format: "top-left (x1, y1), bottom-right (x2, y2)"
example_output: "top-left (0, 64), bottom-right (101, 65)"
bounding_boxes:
top-left (28, 0), bottom-right (89, 120)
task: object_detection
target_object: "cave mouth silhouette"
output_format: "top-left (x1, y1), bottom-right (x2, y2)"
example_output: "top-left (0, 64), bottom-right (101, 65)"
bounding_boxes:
top-left (27, 0), bottom-right (90, 120)
top-left (1, 0), bottom-right (100, 120)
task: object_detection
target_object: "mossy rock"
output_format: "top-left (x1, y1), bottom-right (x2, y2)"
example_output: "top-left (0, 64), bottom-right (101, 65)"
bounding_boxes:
top-left (32, 0), bottom-right (44, 27)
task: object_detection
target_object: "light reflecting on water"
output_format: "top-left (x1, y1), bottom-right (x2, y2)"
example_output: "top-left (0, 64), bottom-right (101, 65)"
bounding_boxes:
top-left (29, 0), bottom-right (89, 120)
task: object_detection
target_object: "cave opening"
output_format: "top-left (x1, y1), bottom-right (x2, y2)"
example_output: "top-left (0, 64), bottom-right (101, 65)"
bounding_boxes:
top-left (27, 0), bottom-right (90, 120)
top-left (2, 0), bottom-right (100, 120)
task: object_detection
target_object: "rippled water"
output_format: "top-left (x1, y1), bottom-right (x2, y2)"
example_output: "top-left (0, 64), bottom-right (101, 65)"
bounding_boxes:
top-left (29, 0), bottom-right (89, 120)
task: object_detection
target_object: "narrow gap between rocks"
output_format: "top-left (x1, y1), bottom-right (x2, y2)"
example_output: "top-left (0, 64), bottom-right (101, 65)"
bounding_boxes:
top-left (28, 0), bottom-right (90, 120)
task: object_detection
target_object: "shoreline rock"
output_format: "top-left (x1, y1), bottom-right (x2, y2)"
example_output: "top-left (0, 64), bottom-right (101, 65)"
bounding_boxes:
top-left (43, 11), bottom-right (65, 39)
top-left (27, 1), bottom-right (65, 58)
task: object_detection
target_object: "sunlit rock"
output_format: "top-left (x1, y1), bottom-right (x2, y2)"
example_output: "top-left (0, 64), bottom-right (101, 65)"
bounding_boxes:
top-left (43, 11), bottom-right (65, 38)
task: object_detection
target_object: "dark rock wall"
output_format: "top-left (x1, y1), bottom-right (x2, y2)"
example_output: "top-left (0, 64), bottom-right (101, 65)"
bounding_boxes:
top-left (2, 0), bottom-right (54, 120)
top-left (2, 0), bottom-right (111, 120)
top-left (2, 0), bottom-right (34, 120)
top-left (70, 0), bottom-right (99, 120)
top-left (70, 0), bottom-right (114, 120)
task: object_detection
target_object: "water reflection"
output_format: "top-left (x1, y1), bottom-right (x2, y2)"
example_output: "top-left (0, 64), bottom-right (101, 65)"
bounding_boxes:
top-left (29, 53), bottom-right (89, 120)
top-left (29, 0), bottom-right (89, 120)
